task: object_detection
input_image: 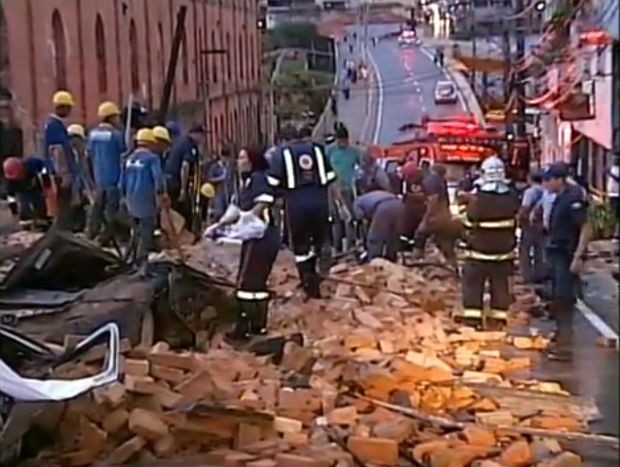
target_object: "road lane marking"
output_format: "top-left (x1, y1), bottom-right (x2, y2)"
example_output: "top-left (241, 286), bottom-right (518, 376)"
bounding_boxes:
top-left (576, 300), bottom-right (619, 350)
top-left (359, 41), bottom-right (376, 142)
top-left (367, 47), bottom-right (383, 144)
top-left (419, 46), bottom-right (467, 112)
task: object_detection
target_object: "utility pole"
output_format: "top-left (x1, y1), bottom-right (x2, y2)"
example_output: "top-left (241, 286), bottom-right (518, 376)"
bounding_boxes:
top-left (469, 1), bottom-right (477, 88)
top-left (513, 0), bottom-right (526, 137)
top-left (613, 41), bottom-right (620, 161)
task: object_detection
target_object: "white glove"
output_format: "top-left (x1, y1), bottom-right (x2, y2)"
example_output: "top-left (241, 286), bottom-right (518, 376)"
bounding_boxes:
top-left (203, 223), bottom-right (220, 238)
top-left (219, 204), bottom-right (241, 224)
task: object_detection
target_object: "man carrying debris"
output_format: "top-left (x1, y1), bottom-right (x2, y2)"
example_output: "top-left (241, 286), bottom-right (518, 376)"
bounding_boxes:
top-left (43, 91), bottom-right (79, 230)
top-left (119, 128), bottom-right (166, 272)
top-left (205, 146), bottom-right (279, 340)
top-left (267, 125), bottom-right (337, 299)
top-left (2, 156), bottom-right (49, 228)
top-left (456, 156), bottom-right (520, 329)
top-left (86, 102), bottom-right (126, 242)
top-left (542, 162), bottom-right (590, 361)
top-left (353, 189), bottom-right (404, 262)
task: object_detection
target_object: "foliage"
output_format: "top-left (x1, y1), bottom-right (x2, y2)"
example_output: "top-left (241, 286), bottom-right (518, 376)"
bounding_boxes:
top-left (267, 23), bottom-right (320, 51)
top-left (274, 68), bottom-right (333, 120)
top-left (588, 202), bottom-right (617, 240)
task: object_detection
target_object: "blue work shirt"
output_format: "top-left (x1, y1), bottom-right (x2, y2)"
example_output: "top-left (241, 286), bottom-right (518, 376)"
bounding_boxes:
top-left (353, 190), bottom-right (397, 220)
top-left (547, 184), bottom-right (588, 255)
top-left (119, 148), bottom-right (164, 219)
top-left (87, 123), bottom-right (126, 188)
top-left (164, 136), bottom-right (199, 191)
top-left (43, 115), bottom-right (77, 176)
top-left (521, 184), bottom-right (544, 223)
top-left (327, 144), bottom-right (360, 188)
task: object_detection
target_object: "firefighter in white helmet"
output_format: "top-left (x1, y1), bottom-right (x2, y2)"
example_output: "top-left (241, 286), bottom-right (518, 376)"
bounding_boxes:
top-left (455, 155), bottom-right (520, 329)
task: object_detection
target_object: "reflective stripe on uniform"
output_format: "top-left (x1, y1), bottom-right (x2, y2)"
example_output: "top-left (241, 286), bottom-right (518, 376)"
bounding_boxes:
top-left (294, 252), bottom-right (315, 263)
top-left (255, 194), bottom-right (274, 204)
top-left (313, 146), bottom-right (335, 184)
top-left (461, 218), bottom-right (515, 229)
top-left (455, 308), bottom-right (483, 318)
top-left (487, 309), bottom-right (509, 320)
top-left (267, 175), bottom-right (280, 187)
top-left (7, 196), bottom-right (16, 203)
top-left (282, 149), bottom-right (296, 189)
top-left (399, 235), bottom-right (415, 244)
top-left (236, 290), bottom-right (270, 300)
top-left (463, 250), bottom-right (515, 261)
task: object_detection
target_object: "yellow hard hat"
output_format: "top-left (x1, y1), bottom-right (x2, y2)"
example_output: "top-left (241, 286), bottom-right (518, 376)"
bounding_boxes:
top-left (67, 124), bottom-right (86, 139)
top-left (97, 101), bottom-right (121, 119)
top-left (200, 182), bottom-right (216, 199)
top-left (152, 125), bottom-right (172, 143)
top-left (135, 128), bottom-right (156, 144)
top-left (52, 91), bottom-right (75, 107)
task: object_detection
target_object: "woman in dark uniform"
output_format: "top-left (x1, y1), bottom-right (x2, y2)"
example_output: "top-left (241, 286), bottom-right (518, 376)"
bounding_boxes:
top-left (206, 146), bottom-right (280, 340)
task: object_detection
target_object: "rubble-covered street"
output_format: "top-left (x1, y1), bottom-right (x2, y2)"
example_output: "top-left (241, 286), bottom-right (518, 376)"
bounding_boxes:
top-left (1, 229), bottom-right (618, 467)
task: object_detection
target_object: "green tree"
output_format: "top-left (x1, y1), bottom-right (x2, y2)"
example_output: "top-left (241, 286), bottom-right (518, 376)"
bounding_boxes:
top-left (267, 23), bottom-right (319, 50)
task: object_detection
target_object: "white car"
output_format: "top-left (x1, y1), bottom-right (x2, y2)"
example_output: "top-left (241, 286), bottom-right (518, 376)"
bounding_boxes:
top-left (434, 81), bottom-right (458, 104)
top-left (398, 30), bottom-right (419, 47)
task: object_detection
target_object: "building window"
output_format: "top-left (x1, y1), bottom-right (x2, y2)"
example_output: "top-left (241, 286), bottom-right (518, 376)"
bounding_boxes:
top-left (129, 20), bottom-right (139, 92)
top-left (95, 15), bottom-right (108, 95)
top-left (51, 9), bottom-right (67, 90)
top-left (181, 30), bottom-right (189, 84)
top-left (226, 32), bottom-right (232, 80)
top-left (211, 30), bottom-right (218, 83)
top-left (238, 35), bottom-right (244, 80)
top-left (219, 114), bottom-right (225, 140)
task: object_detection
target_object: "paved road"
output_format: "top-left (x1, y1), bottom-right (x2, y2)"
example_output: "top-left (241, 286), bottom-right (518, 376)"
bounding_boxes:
top-left (336, 24), bottom-right (619, 464)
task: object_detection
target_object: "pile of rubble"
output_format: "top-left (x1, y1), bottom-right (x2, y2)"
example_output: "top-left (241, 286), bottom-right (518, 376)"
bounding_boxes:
top-left (20, 257), bottom-right (614, 467)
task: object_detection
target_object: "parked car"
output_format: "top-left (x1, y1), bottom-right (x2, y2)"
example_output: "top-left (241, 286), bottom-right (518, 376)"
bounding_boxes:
top-left (434, 81), bottom-right (458, 104)
top-left (398, 30), bottom-right (420, 47)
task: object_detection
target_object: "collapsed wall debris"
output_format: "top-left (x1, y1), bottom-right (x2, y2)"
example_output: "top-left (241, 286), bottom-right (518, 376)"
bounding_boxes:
top-left (3, 242), bottom-right (617, 467)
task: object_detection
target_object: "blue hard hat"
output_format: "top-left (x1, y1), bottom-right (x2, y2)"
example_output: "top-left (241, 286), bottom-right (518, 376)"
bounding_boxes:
top-left (165, 121), bottom-right (181, 138)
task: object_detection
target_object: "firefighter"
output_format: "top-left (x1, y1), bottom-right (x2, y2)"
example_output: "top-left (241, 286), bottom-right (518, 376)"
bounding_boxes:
top-left (86, 101), bottom-right (126, 241)
top-left (353, 189), bottom-right (404, 262)
top-left (44, 91), bottom-right (79, 230)
top-left (267, 125), bottom-right (338, 298)
top-left (2, 156), bottom-right (49, 228)
top-left (119, 128), bottom-right (166, 272)
top-left (205, 146), bottom-right (279, 340)
top-left (456, 156), bottom-right (520, 329)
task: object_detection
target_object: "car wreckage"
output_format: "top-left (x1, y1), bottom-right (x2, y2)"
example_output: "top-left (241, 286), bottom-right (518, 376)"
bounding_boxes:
top-left (0, 229), bottom-right (246, 464)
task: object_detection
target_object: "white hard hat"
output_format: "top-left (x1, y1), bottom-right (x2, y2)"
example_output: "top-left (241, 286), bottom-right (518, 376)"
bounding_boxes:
top-left (480, 155), bottom-right (506, 182)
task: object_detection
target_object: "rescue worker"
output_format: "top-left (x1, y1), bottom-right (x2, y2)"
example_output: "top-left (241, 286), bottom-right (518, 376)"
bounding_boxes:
top-left (2, 156), bottom-right (49, 228)
top-left (152, 125), bottom-right (173, 168)
top-left (119, 128), bottom-right (166, 271)
top-left (67, 123), bottom-right (92, 231)
top-left (86, 101), bottom-right (126, 241)
top-left (44, 91), bottom-right (79, 230)
top-left (165, 121), bottom-right (181, 143)
top-left (267, 125), bottom-right (338, 298)
top-left (353, 189), bottom-right (404, 262)
top-left (205, 146), bottom-right (279, 340)
top-left (399, 163), bottom-right (427, 251)
top-left (413, 163), bottom-right (450, 257)
top-left (355, 149), bottom-right (391, 195)
top-left (164, 124), bottom-right (205, 226)
top-left (542, 162), bottom-right (590, 361)
top-left (456, 156), bottom-right (520, 329)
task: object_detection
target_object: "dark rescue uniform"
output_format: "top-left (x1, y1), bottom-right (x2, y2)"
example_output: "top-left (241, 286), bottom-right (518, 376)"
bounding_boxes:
top-left (235, 171), bottom-right (280, 335)
top-left (267, 141), bottom-right (336, 298)
top-left (458, 188), bottom-right (520, 326)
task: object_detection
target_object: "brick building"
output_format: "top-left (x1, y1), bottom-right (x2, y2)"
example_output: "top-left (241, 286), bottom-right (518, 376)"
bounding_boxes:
top-left (0, 0), bottom-right (264, 155)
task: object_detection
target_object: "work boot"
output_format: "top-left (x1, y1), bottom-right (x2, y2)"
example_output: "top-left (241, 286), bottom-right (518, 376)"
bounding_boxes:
top-left (249, 300), bottom-right (270, 336)
top-left (547, 304), bottom-right (574, 361)
top-left (226, 301), bottom-right (251, 341)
